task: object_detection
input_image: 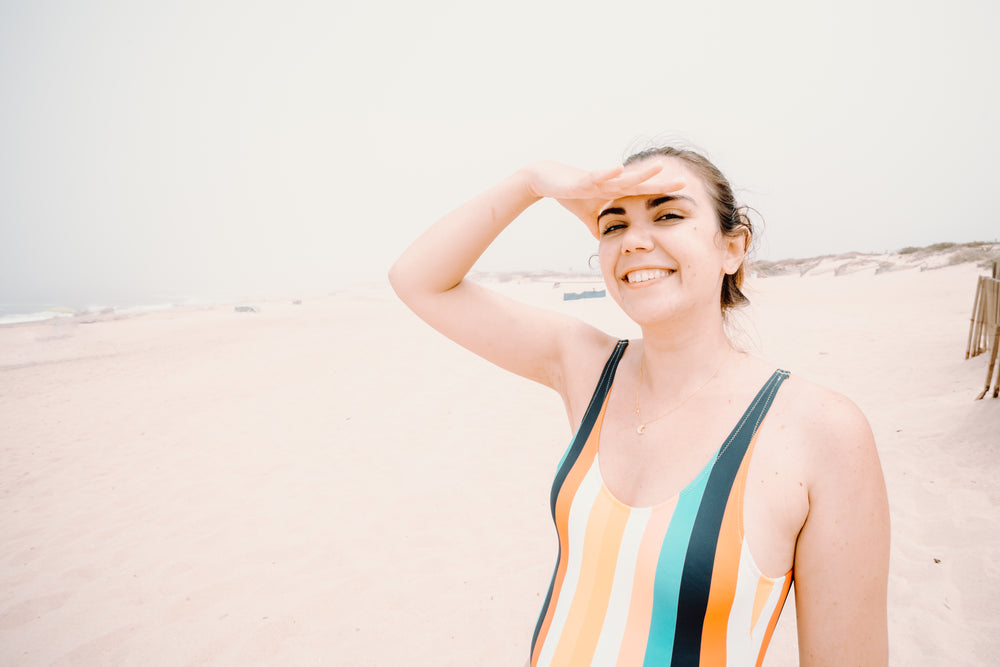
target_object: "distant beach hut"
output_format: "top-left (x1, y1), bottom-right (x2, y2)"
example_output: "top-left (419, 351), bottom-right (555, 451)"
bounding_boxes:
top-left (563, 289), bottom-right (606, 301)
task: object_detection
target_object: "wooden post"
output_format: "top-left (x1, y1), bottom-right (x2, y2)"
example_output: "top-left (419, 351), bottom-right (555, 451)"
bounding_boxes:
top-left (989, 279), bottom-right (1000, 354)
top-left (967, 276), bottom-right (984, 359)
top-left (971, 277), bottom-right (992, 357)
top-left (994, 341), bottom-right (1000, 397)
top-left (994, 279), bottom-right (1000, 396)
top-left (978, 325), bottom-right (1000, 400)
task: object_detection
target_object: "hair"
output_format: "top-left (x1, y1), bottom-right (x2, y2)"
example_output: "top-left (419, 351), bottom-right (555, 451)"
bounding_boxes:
top-left (623, 145), bottom-right (754, 311)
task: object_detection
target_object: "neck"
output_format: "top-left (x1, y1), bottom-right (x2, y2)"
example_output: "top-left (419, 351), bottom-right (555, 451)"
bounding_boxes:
top-left (637, 312), bottom-right (732, 398)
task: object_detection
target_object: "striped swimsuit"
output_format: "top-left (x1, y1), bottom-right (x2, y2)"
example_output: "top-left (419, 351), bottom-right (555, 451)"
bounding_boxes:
top-left (531, 340), bottom-right (792, 667)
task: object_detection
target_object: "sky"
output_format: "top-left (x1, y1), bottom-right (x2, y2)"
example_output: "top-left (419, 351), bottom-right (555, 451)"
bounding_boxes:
top-left (1, 0), bottom-right (998, 311)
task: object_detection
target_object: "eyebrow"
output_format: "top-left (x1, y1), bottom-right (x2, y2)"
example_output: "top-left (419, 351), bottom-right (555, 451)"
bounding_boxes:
top-left (596, 207), bottom-right (625, 222)
top-left (597, 195), bottom-right (696, 221)
top-left (647, 194), bottom-right (696, 209)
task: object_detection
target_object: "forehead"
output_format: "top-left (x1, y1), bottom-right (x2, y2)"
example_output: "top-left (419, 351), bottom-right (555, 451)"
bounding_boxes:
top-left (614, 156), bottom-right (712, 208)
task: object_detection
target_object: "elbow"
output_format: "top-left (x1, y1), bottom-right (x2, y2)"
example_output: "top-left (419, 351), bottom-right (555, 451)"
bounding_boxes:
top-left (387, 256), bottom-right (459, 304)
top-left (387, 259), bottom-right (407, 299)
top-left (387, 261), bottom-right (399, 291)
top-left (388, 257), bottom-right (431, 305)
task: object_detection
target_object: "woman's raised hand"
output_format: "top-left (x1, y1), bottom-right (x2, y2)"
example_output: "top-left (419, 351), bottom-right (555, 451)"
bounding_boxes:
top-left (391, 156), bottom-right (682, 390)
top-left (522, 160), bottom-right (685, 236)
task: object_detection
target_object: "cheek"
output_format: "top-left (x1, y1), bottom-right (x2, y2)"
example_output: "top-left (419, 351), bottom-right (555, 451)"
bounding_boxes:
top-left (598, 247), bottom-right (627, 303)
top-left (597, 245), bottom-right (616, 278)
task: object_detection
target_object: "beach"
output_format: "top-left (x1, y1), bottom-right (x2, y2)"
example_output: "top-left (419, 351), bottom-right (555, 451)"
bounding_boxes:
top-left (2, 254), bottom-right (999, 666)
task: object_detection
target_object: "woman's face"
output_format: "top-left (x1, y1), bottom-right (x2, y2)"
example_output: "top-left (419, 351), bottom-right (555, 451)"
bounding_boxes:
top-left (596, 156), bottom-right (745, 327)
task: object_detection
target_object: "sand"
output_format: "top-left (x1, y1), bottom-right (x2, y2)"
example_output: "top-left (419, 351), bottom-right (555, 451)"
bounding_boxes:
top-left (1, 259), bottom-right (998, 666)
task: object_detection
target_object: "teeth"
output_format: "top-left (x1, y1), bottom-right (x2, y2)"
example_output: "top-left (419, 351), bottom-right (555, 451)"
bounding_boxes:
top-left (626, 269), bottom-right (671, 284)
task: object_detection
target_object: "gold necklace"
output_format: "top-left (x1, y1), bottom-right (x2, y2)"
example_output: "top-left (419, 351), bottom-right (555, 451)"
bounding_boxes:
top-left (634, 346), bottom-right (732, 435)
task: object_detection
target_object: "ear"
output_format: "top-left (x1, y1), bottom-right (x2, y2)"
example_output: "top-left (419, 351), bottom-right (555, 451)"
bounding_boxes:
top-left (721, 226), bottom-right (750, 275)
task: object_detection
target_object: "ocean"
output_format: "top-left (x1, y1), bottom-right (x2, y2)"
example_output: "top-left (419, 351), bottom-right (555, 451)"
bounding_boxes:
top-left (0, 292), bottom-right (245, 326)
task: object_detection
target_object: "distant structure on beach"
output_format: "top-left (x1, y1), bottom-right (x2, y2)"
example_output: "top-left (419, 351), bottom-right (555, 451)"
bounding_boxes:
top-left (562, 289), bottom-right (606, 301)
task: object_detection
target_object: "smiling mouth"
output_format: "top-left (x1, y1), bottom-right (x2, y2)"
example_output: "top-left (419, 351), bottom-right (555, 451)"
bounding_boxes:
top-left (625, 269), bottom-right (674, 284)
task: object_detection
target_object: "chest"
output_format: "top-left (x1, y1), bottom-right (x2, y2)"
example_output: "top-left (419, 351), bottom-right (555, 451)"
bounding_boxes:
top-left (595, 386), bottom-right (762, 506)
top-left (589, 381), bottom-right (807, 578)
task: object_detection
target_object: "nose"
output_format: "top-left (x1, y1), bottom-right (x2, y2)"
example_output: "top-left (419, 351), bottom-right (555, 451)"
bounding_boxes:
top-left (621, 221), bottom-right (653, 254)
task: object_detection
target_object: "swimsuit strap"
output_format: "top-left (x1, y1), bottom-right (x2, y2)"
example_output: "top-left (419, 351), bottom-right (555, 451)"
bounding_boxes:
top-left (717, 368), bottom-right (790, 466)
top-left (549, 339), bottom-right (629, 515)
top-left (579, 339), bottom-right (630, 437)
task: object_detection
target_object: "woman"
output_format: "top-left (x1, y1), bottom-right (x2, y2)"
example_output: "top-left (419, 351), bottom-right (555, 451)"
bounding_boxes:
top-left (389, 145), bottom-right (889, 666)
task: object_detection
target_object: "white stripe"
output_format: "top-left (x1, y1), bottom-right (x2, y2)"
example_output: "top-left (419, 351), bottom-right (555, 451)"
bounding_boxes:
top-left (749, 573), bottom-right (788, 660)
top-left (589, 506), bottom-right (651, 665)
top-left (536, 459), bottom-right (603, 667)
top-left (725, 540), bottom-right (760, 664)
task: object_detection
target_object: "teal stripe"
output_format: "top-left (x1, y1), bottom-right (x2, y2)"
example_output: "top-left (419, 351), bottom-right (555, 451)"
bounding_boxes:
top-left (642, 467), bottom-right (713, 666)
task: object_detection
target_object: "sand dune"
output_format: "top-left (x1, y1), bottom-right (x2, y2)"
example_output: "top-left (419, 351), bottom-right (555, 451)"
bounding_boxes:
top-left (1, 251), bottom-right (998, 665)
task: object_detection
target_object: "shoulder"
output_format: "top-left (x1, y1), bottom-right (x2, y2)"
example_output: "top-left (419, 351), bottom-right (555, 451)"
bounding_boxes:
top-left (777, 374), bottom-right (872, 442)
top-left (770, 373), bottom-right (881, 497)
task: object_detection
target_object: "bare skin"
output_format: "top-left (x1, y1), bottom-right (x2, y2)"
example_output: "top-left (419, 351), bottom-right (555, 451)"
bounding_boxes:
top-left (389, 156), bottom-right (889, 665)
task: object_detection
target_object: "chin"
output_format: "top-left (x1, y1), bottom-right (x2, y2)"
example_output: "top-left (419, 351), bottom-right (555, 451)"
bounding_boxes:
top-left (618, 289), bottom-right (718, 328)
top-left (616, 295), bottom-right (683, 326)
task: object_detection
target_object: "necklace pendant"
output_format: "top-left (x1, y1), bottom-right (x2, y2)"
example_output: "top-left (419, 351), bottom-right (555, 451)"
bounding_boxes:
top-left (636, 424), bottom-right (646, 435)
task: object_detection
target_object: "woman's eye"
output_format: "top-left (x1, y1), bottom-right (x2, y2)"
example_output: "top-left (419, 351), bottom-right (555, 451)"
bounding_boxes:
top-left (601, 223), bottom-right (626, 235)
top-left (656, 213), bottom-right (683, 222)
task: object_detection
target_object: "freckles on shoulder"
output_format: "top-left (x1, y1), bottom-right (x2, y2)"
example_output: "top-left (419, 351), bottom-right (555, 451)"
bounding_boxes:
top-left (769, 376), bottom-right (881, 487)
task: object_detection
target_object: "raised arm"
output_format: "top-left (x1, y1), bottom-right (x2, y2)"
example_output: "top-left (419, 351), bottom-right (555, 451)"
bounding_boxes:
top-left (794, 393), bottom-right (890, 665)
top-left (387, 160), bottom-right (675, 393)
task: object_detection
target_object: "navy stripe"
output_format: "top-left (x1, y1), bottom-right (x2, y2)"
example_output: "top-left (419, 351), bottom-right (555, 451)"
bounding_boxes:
top-left (531, 339), bottom-right (629, 656)
top-left (530, 558), bottom-right (560, 655)
top-left (670, 370), bottom-right (789, 664)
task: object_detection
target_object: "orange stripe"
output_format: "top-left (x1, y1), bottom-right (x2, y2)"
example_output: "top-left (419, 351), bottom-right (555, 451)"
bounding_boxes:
top-left (554, 493), bottom-right (631, 666)
top-left (614, 498), bottom-right (677, 666)
top-left (699, 443), bottom-right (754, 665)
top-left (754, 575), bottom-right (792, 667)
top-left (531, 405), bottom-right (606, 666)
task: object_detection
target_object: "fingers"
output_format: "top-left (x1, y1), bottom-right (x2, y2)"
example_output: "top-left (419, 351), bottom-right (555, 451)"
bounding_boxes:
top-left (615, 160), bottom-right (663, 187)
top-left (588, 165), bottom-right (625, 183)
top-left (588, 161), bottom-right (685, 199)
top-left (587, 163), bottom-right (656, 189)
top-left (626, 176), bottom-right (687, 196)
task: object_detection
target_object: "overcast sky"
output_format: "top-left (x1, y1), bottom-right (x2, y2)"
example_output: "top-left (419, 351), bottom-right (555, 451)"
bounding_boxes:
top-left (1, 0), bottom-right (997, 309)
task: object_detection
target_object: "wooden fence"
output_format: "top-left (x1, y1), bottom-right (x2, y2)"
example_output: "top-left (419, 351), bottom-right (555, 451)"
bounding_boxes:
top-left (967, 263), bottom-right (1000, 398)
